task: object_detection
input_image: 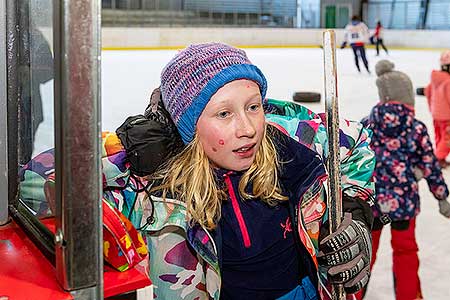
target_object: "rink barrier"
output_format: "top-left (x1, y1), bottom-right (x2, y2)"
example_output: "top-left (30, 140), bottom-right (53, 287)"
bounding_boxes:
top-left (101, 27), bottom-right (450, 51)
top-left (102, 45), bottom-right (449, 51)
top-left (102, 44), bottom-right (322, 51)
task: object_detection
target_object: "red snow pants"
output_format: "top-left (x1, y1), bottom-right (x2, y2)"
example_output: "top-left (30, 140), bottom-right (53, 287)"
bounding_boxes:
top-left (354, 218), bottom-right (423, 300)
top-left (434, 120), bottom-right (450, 161)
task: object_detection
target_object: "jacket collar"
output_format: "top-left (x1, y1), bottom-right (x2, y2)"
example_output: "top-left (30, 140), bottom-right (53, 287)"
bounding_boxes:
top-left (274, 130), bottom-right (327, 203)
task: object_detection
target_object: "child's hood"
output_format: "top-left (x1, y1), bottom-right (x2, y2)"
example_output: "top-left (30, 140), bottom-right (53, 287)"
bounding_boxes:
top-left (430, 70), bottom-right (450, 87)
top-left (369, 102), bottom-right (415, 137)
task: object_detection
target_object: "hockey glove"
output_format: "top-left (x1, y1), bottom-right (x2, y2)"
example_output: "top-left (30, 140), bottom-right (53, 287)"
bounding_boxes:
top-left (416, 87), bottom-right (425, 96)
top-left (318, 212), bottom-right (372, 294)
top-left (438, 199), bottom-right (450, 218)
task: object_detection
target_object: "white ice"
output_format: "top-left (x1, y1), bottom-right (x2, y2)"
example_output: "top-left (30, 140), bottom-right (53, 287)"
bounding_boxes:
top-left (35, 47), bottom-right (450, 299)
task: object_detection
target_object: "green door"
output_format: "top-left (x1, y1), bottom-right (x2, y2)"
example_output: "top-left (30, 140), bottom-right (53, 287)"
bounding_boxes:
top-left (337, 6), bottom-right (350, 28)
top-left (325, 5), bottom-right (336, 28)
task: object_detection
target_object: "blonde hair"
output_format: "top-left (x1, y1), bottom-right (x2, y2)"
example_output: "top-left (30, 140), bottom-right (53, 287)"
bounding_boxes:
top-left (150, 125), bottom-right (287, 230)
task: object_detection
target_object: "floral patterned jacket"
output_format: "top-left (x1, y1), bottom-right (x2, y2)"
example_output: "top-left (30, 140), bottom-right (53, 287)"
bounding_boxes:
top-left (363, 102), bottom-right (449, 221)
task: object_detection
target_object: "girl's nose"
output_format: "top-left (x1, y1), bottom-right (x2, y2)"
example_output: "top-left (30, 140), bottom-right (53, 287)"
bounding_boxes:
top-left (235, 114), bottom-right (256, 138)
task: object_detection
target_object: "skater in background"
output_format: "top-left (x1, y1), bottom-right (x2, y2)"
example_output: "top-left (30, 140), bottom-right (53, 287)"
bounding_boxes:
top-left (424, 50), bottom-right (450, 168)
top-left (373, 21), bottom-right (389, 56)
top-left (358, 60), bottom-right (450, 300)
top-left (341, 15), bottom-right (371, 73)
top-left (142, 42), bottom-right (375, 300)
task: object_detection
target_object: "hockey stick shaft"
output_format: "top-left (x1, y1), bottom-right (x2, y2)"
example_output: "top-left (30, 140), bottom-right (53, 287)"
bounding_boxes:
top-left (323, 30), bottom-right (345, 300)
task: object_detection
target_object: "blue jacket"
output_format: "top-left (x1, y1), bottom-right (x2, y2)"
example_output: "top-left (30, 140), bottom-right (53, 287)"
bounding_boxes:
top-left (214, 131), bottom-right (326, 299)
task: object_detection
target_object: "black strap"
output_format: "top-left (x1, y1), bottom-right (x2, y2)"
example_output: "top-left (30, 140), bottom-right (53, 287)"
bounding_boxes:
top-left (127, 173), bottom-right (156, 230)
top-left (104, 173), bottom-right (155, 230)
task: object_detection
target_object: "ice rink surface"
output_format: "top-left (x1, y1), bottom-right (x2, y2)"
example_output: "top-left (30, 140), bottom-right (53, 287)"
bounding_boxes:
top-left (36, 46), bottom-right (450, 299)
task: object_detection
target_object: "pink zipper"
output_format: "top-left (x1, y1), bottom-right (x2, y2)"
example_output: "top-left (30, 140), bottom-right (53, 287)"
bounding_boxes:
top-left (224, 173), bottom-right (251, 248)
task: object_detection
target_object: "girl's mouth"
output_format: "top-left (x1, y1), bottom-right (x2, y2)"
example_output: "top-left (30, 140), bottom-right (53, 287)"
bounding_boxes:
top-left (233, 144), bottom-right (256, 158)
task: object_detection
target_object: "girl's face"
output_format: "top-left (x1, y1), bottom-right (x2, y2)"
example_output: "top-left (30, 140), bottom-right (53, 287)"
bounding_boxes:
top-left (196, 79), bottom-right (265, 171)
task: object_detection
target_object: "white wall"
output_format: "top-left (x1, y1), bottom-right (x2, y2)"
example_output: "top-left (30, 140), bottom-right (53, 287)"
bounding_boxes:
top-left (102, 27), bottom-right (450, 49)
top-left (384, 30), bottom-right (450, 48)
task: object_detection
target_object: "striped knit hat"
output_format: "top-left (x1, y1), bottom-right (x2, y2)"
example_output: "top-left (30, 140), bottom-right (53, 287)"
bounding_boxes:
top-left (160, 42), bottom-right (267, 144)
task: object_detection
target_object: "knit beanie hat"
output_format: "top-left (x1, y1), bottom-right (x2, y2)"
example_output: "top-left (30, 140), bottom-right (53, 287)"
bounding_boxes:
top-left (160, 42), bottom-right (267, 144)
top-left (375, 60), bottom-right (414, 106)
top-left (440, 50), bottom-right (450, 66)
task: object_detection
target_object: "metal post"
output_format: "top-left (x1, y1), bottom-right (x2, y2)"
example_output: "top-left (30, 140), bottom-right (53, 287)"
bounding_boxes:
top-left (360, 0), bottom-right (368, 22)
top-left (53, 0), bottom-right (103, 297)
top-left (403, 2), bottom-right (407, 29)
top-left (296, 0), bottom-right (302, 28)
top-left (5, 0), bottom-right (19, 209)
top-left (323, 30), bottom-right (345, 300)
top-left (0, 0), bottom-right (8, 225)
top-left (388, 0), bottom-right (396, 29)
top-left (420, 0), bottom-right (430, 29)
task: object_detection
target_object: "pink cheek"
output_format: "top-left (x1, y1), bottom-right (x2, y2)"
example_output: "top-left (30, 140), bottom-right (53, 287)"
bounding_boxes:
top-left (218, 139), bottom-right (225, 145)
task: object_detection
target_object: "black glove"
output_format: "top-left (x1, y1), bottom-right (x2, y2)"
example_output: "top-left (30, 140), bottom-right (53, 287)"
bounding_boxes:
top-left (416, 87), bottom-right (425, 96)
top-left (318, 212), bottom-right (372, 294)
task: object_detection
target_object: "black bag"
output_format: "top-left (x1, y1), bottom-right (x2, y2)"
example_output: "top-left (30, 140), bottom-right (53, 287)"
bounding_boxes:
top-left (116, 87), bottom-right (184, 177)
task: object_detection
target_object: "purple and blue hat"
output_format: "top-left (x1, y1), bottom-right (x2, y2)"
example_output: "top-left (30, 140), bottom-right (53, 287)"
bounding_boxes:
top-left (160, 42), bottom-right (267, 144)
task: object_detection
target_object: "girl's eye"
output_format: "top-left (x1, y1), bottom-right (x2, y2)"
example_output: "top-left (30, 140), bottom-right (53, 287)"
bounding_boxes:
top-left (248, 103), bottom-right (261, 112)
top-left (217, 111), bottom-right (231, 119)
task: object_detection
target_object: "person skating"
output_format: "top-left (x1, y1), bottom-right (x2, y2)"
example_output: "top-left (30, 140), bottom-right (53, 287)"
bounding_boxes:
top-left (424, 50), bottom-right (450, 168)
top-left (341, 15), bottom-right (371, 73)
top-left (374, 21), bottom-right (388, 56)
top-left (357, 60), bottom-right (450, 300)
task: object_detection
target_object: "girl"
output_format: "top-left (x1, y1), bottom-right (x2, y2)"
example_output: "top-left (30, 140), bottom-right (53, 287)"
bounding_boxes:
top-left (374, 21), bottom-right (388, 56)
top-left (359, 60), bottom-right (450, 300)
top-left (425, 50), bottom-right (450, 167)
top-left (143, 43), bottom-right (375, 300)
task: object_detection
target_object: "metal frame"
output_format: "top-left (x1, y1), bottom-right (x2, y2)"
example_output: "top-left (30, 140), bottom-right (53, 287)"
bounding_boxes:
top-left (0, 0), bottom-right (8, 225)
top-left (53, 0), bottom-right (103, 297)
top-left (9, 200), bottom-right (56, 262)
top-left (5, 0), bottom-right (58, 261)
top-left (5, 0), bottom-right (19, 209)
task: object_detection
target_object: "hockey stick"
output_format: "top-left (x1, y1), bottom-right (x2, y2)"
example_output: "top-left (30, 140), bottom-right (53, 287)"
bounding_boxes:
top-left (323, 30), bottom-right (345, 300)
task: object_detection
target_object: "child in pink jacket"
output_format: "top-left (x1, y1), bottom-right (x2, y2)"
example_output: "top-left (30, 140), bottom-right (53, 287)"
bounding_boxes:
top-left (425, 50), bottom-right (450, 167)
